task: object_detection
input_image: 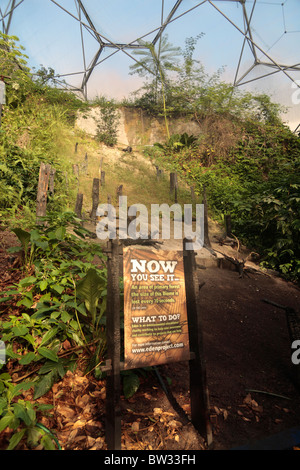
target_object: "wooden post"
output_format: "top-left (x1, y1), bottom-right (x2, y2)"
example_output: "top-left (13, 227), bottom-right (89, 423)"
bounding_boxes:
top-left (72, 164), bottom-right (79, 178)
top-left (36, 162), bottom-right (52, 223)
top-left (105, 240), bottom-right (121, 450)
top-left (203, 186), bottom-right (211, 248)
top-left (183, 239), bottom-right (213, 448)
top-left (190, 186), bottom-right (196, 203)
top-left (155, 165), bottom-right (161, 180)
top-left (170, 172), bottom-right (176, 195)
top-left (82, 153), bottom-right (88, 175)
top-left (75, 193), bottom-right (83, 218)
top-left (170, 173), bottom-right (178, 202)
top-left (225, 214), bottom-right (232, 237)
top-left (91, 178), bottom-right (100, 221)
top-left (49, 167), bottom-right (56, 195)
top-left (116, 184), bottom-right (123, 198)
top-left (75, 142), bottom-right (78, 153)
top-left (101, 170), bottom-right (105, 187)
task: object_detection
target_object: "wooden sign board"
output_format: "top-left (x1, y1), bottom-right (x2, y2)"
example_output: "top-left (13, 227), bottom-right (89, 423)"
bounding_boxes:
top-left (123, 247), bottom-right (190, 370)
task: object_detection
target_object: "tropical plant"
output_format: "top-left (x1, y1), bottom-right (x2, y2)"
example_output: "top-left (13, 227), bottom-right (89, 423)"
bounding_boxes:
top-left (94, 96), bottom-right (120, 147)
top-left (129, 35), bottom-right (181, 139)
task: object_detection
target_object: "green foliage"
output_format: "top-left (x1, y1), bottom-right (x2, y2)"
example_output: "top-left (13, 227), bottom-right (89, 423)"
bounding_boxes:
top-left (93, 96), bottom-right (120, 147)
top-left (129, 35), bottom-right (181, 138)
top-left (0, 213), bottom-right (108, 409)
top-left (0, 33), bottom-right (85, 219)
top-left (129, 34), bottom-right (286, 128)
top-left (154, 133), bottom-right (198, 152)
top-left (0, 373), bottom-right (58, 449)
top-left (152, 120), bottom-right (300, 281)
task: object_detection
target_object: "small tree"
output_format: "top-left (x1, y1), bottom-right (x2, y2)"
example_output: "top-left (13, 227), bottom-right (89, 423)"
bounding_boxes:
top-left (94, 96), bottom-right (120, 147)
top-left (129, 35), bottom-right (181, 139)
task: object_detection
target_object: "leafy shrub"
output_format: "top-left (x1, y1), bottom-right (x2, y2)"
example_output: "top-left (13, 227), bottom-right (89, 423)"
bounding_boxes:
top-left (0, 212), bottom-right (108, 393)
top-left (93, 96), bottom-right (120, 147)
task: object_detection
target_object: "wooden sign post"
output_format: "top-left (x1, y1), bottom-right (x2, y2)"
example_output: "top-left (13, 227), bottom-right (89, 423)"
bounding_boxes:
top-left (183, 239), bottom-right (213, 447)
top-left (105, 240), bottom-right (122, 450)
top-left (104, 239), bottom-right (212, 449)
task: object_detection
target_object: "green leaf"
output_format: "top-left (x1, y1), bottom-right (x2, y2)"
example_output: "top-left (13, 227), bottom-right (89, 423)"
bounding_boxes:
top-left (37, 347), bottom-right (58, 363)
top-left (7, 428), bottom-right (26, 450)
top-left (41, 434), bottom-right (56, 450)
top-left (55, 226), bottom-right (66, 240)
top-left (12, 228), bottom-right (30, 251)
top-left (39, 360), bottom-right (65, 379)
top-left (123, 372), bottom-right (140, 399)
top-left (19, 276), bottom-right (36, 287)
top-left (19, 352), bottom-right (36, 365)
top-left (51, 284), bottom-right (64, 294)
top-left (26, 402), bottom-right (36, 423)
top-left (27, 426), bottom-right (42, 447)
top-left (12, 381), bottom-right (35, 398)
top-left (13, 402), bottom-right (34, 426)
top-left (61, 311), bottom-right (72, 323)
top-left (39, 280), bottom-right (48, 292)
top-left (40, 327), bottom-right (59, 347)
top-left (76, 268), bottom-right (104, 324)
top-left (33, 370), bottom-right (58, 399)
top-left (12, 325), bottom-right (29, 337)
top-left (0, 413), bottom-right (15, 432)
top-left (16, 296), bottom-right (33, 309)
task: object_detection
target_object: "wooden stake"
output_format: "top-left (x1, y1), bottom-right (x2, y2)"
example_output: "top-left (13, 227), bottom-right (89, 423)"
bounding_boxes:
top-left (36, 162), bottom-right (51, 224)
top-left (105, 240), bottom-right (121, 450)
top-left (91, 178), bottom-right (100, 220)
top-left (203, 186), bottom-right (211, 248)
top-left (75, 193), bottom-right (83, 218)
top-left (170, 172), bottom-right (176, 195)
top-left (190, 186), bottom-right (196, 203)
top-left (116, 184), bottom-right (123, 198)
top-left (101, 170), bottom-right (105, 187)
top-left (49, 167), bottom-right (56, 195)
top-left (225, 214), bottom-right (232, 237)
top-left (183, 239), bottom-right (213, 448)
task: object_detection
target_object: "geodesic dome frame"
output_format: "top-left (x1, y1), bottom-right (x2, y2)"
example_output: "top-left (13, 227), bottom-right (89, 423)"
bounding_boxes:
top-left (1, 0), bottom-right (300, 130)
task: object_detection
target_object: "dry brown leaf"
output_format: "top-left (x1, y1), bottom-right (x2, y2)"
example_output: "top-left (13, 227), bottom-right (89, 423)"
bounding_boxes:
top-left (62, 339), bottom-right (72, 350)
top-left (168, 420), bottom-right (183, 429)
top-left (131, 422), bottom-right (140, 432)
top-left (56, 405), bottom-right (76, 419)
top-left (90, 437), bottom-right (105, 450)
top-left (86, 436), bottom-right (96, 448)
top-left (75, 394), bottom-right (91, 408)
top-left (243, 393), bottom-right (263, 414)
top-left (73, 419), bottom-right (86, 429)
top-left (242, 416), bottom-right (251, 422)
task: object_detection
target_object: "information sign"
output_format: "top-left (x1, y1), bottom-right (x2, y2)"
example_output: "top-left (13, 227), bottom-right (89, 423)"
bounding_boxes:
top-left (123, 247), bottom-right (190, 369)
